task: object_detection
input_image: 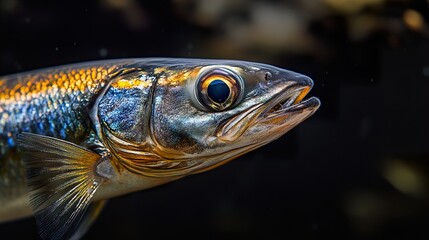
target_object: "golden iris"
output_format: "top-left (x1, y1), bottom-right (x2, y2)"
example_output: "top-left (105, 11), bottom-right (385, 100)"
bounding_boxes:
top-left (197, 68), bottom-right (242, 111)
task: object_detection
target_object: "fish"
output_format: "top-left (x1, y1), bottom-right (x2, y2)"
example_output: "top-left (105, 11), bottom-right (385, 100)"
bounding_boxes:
top-left (0, 58), bottom-right (320, 239)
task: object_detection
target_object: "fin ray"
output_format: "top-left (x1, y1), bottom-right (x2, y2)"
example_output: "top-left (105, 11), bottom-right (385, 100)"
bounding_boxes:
top-left (17, 133), bottom-right (107, 240)
top-left (70, 200), bottom-right (108, 240)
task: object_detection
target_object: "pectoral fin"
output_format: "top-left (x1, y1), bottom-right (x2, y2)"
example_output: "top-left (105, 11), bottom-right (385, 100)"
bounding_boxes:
top-left (70, 200), bottom-right (108, 240)
top-left (17, 133), bottom-right (112, 240)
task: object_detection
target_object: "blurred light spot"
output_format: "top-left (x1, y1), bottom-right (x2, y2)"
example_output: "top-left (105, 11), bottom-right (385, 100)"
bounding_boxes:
top-left (345, 192), bottom-right (384, 234)
top-left (422, 66), bottom-right (429, 77)
top-left (1, 0), bottom-right (18, 12)
top-left (99, 48), bottom-right (108, 57)
top-left (344, 190), bottom-right (424, 236)
top-left (104, 0), bottom-right (128, 8)
top-left (250, 4), bottom-right (310, 50)
top-left (348, 14), bottom-right (380, 41)
top-left (101, 0), bottom-right (147, 30)
top-left (207, 2), bottom-right (316, 56)
top-left (324, 0), bottom-right (384, 14)
top-left (55, 47), bottom-right (59, 51)
top-left (403, 9), bottom-right (425, 32)
top-left (174, 0), bottom-right (246, 27)
top-left (192, 0), bottom-right (227, 27)
top-left (347, 193), bottom-right (378, 218)
top-left (383, 159), bottom-right (426, 198)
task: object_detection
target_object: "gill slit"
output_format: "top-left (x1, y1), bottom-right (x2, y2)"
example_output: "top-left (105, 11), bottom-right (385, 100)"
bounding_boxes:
top-left (147, 72), bottom-right (160, 150)
top-left (89, 67), bottom-right (145, 172)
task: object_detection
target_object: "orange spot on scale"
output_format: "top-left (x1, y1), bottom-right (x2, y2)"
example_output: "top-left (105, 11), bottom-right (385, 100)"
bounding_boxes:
top-left (158, 67), bottom-right (202, 86)
top-left (112, 79), bottom-right (152, 89)
top-left (154, 67), bottom-right (167, 74)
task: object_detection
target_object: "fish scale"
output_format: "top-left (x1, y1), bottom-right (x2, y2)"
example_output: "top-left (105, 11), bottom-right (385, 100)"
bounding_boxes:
top-left (0, 58), bottom-right (320, 240)
top-left (0, 61), bottom-right (128, 204)
top-left (1, 63), bottom-right (123, 147)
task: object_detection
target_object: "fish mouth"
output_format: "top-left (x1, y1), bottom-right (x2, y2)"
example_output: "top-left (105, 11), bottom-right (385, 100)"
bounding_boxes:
top-left (216, 83), bottom-right (320, 142)
top-left (258, 85), bottom-right (320, 122)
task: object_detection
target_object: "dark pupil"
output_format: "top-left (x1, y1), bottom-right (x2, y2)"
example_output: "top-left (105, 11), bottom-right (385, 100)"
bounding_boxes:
top-left (207, 79), bottom-right (230, 103)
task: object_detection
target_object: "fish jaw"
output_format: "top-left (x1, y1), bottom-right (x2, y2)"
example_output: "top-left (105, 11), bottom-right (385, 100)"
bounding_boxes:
top-left (250, 86), bottom-right (320, 136)
top-left (215, 72), bottom-right (320, 147)
top-left (188, 75), bottom-right (320, 174)
top-left (146, 61), bottom-right (320, 174)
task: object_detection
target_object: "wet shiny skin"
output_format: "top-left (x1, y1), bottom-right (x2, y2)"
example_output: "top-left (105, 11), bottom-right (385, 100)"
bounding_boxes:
top-left (0, 58), bottom-right (319, 224)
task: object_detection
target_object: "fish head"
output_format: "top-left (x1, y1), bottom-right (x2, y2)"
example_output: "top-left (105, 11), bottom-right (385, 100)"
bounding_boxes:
top-left (98, 59), bottom-right (320, 176)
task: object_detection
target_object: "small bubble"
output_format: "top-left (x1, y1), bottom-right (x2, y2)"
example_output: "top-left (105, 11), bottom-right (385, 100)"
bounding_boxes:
top-left (99, 48), bottom-right (108, 57)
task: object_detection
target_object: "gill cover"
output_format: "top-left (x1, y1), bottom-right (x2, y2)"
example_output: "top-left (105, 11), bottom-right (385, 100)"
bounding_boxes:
top-left (95, 63), bottom-right (254, 176)
top-left (98, 71), bottom-right (155, 144)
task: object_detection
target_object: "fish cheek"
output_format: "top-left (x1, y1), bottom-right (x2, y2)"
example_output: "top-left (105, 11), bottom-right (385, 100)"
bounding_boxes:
top-left (151, 86), bottom-right (216, 154)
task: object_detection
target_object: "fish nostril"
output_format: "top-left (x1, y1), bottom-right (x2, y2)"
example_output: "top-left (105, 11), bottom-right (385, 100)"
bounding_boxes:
top-left (264, 72), bottom-right (272, 81)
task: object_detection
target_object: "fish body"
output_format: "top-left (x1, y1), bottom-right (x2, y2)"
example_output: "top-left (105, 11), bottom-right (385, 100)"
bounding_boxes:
top-left (0, 58), bottom-right (320, 239)
top-left (0, 60), bottom-right (130, 221)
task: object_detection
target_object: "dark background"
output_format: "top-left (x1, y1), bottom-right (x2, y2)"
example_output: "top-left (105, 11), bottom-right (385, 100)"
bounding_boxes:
top-left (1, 0), bottom-right (428, 239)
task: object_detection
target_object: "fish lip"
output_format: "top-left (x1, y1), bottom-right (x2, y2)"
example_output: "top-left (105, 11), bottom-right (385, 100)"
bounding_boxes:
top-left (258, 84), bottom-right (320, 121)
top-left (215, 76), bottom-right (319, 142)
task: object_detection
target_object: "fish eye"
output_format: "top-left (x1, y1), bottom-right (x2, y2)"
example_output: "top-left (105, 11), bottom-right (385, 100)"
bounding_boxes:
top-left (196, 68), bottom-right (243, 111)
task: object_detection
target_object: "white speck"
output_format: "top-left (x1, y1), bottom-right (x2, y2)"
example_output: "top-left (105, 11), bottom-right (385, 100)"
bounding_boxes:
top-left (73, 42), bottom-right (77, 46)
top-left (370, 78), bottom-right (374, 83)
top-left (99, 48), bottom-right (108, 57)
top-left (55, 47), bottom-right (59, 51)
